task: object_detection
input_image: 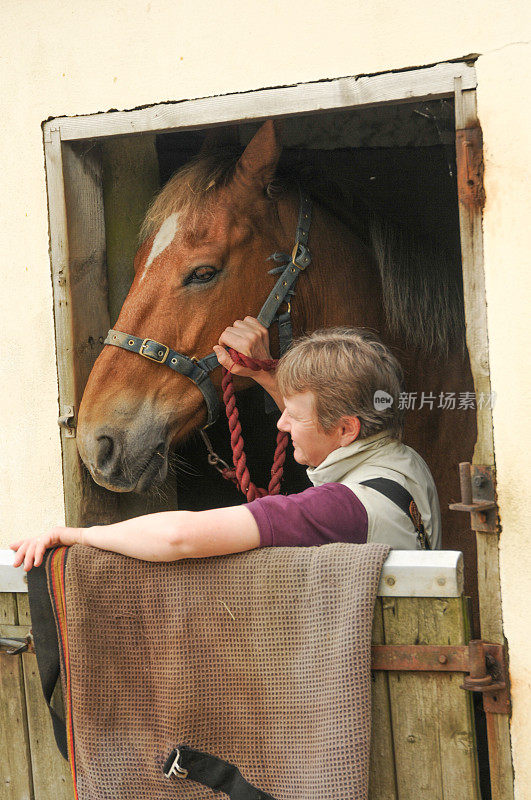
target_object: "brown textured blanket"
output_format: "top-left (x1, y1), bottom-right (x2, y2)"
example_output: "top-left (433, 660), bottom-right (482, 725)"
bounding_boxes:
top-left (46, 541), bottom-right (389, 800)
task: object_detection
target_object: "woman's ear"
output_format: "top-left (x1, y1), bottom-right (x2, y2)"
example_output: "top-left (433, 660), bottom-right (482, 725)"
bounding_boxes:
top-left (338, 416), bottom-right (361, 446)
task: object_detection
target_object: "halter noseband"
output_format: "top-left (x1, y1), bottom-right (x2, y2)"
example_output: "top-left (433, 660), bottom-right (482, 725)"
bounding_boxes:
top-left (103, 190), bottom-right (312, 428)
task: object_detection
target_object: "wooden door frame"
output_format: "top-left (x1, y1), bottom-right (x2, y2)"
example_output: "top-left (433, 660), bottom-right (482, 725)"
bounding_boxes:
top-left (454, 79), bottom-right (514, 798)
top-left (43, 59), bottom-right (514, 798)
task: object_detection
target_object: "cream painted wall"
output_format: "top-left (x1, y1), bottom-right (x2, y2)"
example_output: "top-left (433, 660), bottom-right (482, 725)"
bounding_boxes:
top-left (478, 46), bottom-right (531, 796)
top-left (1, 0), bottom-right (530, 795)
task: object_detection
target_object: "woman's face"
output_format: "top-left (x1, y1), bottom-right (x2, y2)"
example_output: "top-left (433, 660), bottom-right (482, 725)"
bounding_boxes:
top-left (277, 391), bottom-right (343, 468)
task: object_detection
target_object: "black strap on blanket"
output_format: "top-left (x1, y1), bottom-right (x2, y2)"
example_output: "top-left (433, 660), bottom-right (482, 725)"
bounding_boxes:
top-left (26, 554), bottom-right (68, 759)
top-left (360, 477), bottom-right (431, 550)
top-left (164, 746), bottom-right (279, 800)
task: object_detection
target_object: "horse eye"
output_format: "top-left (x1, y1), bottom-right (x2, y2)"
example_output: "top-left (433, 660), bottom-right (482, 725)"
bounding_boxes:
top-left (183, 266), bottom-right (218, 285)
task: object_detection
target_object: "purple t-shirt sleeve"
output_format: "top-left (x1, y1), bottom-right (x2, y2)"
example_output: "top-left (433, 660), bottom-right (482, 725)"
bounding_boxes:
top-left (246, 483), bottom-right (368, 548)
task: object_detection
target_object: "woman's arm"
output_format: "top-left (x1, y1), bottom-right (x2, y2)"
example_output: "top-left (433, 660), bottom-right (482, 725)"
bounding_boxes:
top-left (10, 505), bottom-right (260, 571)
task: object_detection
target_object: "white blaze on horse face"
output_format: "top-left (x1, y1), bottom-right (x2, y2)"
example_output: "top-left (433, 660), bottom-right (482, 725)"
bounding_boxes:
top-left (140, 213), bottom-right (179, 282)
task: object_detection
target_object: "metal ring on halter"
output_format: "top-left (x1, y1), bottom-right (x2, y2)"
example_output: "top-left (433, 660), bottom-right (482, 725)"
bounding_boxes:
top-left (200, 430), bottom-right (232, 474)
top-left (207, 453), bottom-right (233, 473)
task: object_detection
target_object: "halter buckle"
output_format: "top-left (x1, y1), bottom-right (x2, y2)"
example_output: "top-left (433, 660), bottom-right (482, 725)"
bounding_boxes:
top-left (139, 338), bottom-right (169, 363)
top-left (291, 241), bottom-right (311, 270)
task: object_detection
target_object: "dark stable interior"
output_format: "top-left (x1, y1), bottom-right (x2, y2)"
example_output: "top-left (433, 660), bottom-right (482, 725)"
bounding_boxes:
top-left (154, 100), bottom-right (464, 513)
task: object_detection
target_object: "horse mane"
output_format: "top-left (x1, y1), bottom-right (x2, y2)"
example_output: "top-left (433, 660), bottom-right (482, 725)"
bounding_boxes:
top-left (140, 148), bottom-right (329, 240)
top-left (140, 148), bottom-right (464, 355)
top-left (140, 149), bottom-right (241, 241)
top-left (370, 218), bottom-right (465, 355)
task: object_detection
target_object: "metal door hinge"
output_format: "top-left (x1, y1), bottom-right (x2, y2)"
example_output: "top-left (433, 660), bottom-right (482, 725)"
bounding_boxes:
top-left (449, 462), bottom-right (498, 532)
top-left (0, 624), bottom-right (34, 655)
top-left (371, 640), bottom-right (510, 714)
top-left (461, 639), bottom-right (510, 714)
top-left (58, 404), bottom-right (76, 438)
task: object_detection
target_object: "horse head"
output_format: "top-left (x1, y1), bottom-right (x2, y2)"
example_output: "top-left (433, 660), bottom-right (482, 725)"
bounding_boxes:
top-left (78, 121), bottom-right (315, 492)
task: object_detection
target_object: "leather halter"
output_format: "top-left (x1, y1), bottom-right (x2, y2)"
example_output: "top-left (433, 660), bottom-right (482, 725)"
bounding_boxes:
top-left (104, 191), bottom-right (312, 428)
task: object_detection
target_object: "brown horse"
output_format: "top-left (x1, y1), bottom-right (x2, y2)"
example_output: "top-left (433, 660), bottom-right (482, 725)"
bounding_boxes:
top-left (77, 120), bottom-right (477, 613)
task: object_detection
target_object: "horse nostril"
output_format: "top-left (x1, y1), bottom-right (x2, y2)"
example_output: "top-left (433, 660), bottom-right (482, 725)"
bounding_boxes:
top-left (95, 435), bottom-right (115, 469)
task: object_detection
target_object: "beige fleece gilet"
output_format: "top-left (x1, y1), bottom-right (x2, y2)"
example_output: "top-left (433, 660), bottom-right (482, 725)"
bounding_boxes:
top-left (307, 430), bottom-right (441, 550)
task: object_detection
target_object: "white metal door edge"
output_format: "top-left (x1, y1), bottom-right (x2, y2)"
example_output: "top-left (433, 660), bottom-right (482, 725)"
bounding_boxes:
top-left (378, 550), bottom-right (464, 597)
top-left (0, 549), bottom-right (28, 592)
top-left (0, 547), bottom-right (464, 597)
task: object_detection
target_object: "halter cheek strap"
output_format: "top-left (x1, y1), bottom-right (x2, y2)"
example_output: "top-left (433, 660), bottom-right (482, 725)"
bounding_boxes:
top-left (103, 190), bottom-right (312, 428)
top-left (256, 191), bottom-right (312, 330)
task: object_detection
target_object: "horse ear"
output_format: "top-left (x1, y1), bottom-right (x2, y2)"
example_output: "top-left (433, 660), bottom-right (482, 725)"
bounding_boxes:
top-left (233, 119), bottom-right (282, 195)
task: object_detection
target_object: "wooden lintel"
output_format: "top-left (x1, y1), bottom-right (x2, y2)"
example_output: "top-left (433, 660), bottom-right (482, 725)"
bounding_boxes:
top-left (44, 62), bottom-right (476, 143)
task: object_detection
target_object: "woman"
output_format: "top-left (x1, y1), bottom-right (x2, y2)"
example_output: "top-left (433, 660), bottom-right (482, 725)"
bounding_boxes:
top-left (11, 320), bottom-right (440, 570)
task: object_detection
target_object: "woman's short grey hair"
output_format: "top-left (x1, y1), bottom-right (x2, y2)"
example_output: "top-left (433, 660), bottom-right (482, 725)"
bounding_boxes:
top-left (276, 327), bottom-right (405, 439)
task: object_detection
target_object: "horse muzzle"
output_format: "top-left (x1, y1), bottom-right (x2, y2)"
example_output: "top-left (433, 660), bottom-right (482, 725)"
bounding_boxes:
top-left (78, 423), bottom-right (169, 493)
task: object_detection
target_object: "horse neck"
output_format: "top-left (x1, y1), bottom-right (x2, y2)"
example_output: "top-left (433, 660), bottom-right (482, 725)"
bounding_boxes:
top-left (278, 194), bottom-right (385, 336)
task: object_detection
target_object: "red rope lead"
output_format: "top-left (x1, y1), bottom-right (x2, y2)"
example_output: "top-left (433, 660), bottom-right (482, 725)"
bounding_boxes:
top-left (220, 348), bottom-right (289, 502)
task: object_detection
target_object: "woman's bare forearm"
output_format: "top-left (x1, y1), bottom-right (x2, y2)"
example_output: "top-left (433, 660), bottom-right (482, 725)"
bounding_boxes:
top-left (11, 506), bottom-right (261, 570)
top-left (83, 506), bottom-right (260, 561)
top-left (82, 513), bottom-right (186, 561)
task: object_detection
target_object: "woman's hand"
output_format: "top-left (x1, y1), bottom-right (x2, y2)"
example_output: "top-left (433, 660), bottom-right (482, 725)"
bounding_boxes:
top-left (10, 527), bottom-right (82, 571)
top-left (214, 317), bottom-right (273, 378)
top-left (214, 316), bottom-right (284, 410)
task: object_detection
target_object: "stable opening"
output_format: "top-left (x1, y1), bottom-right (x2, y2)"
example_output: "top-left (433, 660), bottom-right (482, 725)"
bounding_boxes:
top-left (97, 101), bottom-right (479, 626)
top-left (43, 63), bottom-right (510, 798)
